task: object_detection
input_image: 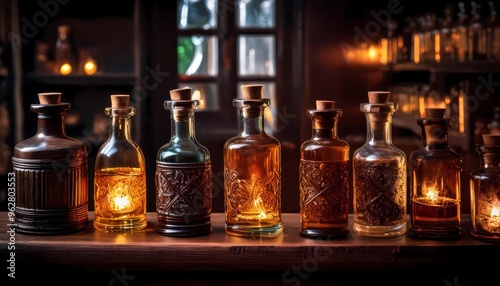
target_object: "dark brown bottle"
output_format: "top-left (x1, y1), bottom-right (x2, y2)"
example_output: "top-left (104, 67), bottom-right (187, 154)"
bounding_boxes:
top-left (12, 92), bottom-right (88, 234)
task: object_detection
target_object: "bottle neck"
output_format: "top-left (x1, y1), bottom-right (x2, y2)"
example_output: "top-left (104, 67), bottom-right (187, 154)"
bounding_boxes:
top-left (108, 108), bottom-right (133, 140)
top-left (477, 146), bottom-right (500, 167)
top-left (32, 104), bottom-right (69, 137)
top-left (365, 113), bottom-right (393, 144)
top-left (238, 107), bottom-right (265, 136)
top-left (171, 110), bottom-right (196, 141)
top-left (419, 119), bottom-right (452, 149)
top-left (311, 116), bottom-right (338, 140)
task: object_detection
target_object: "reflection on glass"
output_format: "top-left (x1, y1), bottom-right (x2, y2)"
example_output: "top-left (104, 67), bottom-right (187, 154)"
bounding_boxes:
top-left (177, 83), bottom-right (219, 111)
top-left (178, 0), bottom-right (217, 30)
top-left (237, 0), bottom-right (276, 28)
top-left (238, 35), bottom-right (275, 76)
top-left (178, 35), bottom-right (218, 76)
top-left (237, 82), bottom-right (276, 135)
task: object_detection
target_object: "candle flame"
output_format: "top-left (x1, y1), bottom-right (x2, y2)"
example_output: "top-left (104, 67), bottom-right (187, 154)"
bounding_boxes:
top-left (426, 188), bottom-right (438, 203)
top-left (114, 195), bottom-right (131, 211)
top-left (253, 197), bottom-right (267, 220)
top-left (84, 60), bottom-right (97, 75)
top-left (492, 207), bottom-right (499, 217)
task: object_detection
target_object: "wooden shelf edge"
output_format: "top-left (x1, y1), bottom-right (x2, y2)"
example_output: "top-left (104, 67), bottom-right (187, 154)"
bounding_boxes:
top-left (24, 72), bottom-right (137, 86)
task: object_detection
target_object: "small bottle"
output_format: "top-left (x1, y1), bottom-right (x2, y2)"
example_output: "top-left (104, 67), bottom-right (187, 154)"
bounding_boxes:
top-left (94, 94), bottom-right (147, 232)
top-left (54, 24), bottom-right (78, 75)
top-left (409, 108), bottom-right (462, 239)
top-left (352, 91), bottom-right (407, 237)
top-left (156, 87), bottom-right (213, 237)
top-left (440, 5), bottom-right (456, 62)
top-left (485, 1), bottom-right (500, 62)
top-left (468, 1), bottom-right (487, 61)
top-left (490, 106), bottom-right (500, 134)
top-left (224, 85), bottom-right (283, 238)
top-left (452, 2), bottom-right (469, 62)
top-left (470, 134), bottom-right (500, 241)
top-left (299, 100), bottom-right (350, 239)
top-left (12, 92), bottom-right (88, 234)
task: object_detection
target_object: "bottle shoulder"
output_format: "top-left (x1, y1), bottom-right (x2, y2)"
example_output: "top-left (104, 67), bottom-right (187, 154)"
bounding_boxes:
top-left (14, 135), bottom-right (87, 159)
top-left (224, 134), bottom-right (280, 147)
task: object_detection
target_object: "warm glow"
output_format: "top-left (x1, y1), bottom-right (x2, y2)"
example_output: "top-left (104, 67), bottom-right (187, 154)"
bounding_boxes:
top-left (458, 94), bottom-right (465, 133)
top-left (114, 195), bottom-right (131, 211)
top-left (419, 95), bottom-right (426, 118)
top-left (368, 45), bottom-right (378, 61)
top-left (380, 38), bottom-right (388, 65)
top-left (434, 34), bottom-right (441, 63)
top-left (492, 207), bottom-right (500, 218)
top-left (413, 34), bottom-right (420, 64)
top-left (84, 59), bottom-right (97, 75)
top-left (59, 63), bottom-right (72, 75)
top-left (426, 188), bottom-right (438, 203)
top-left (253, 197), bottom-right (267, 220)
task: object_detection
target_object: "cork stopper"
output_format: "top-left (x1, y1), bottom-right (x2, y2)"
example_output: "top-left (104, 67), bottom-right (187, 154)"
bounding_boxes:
top-left (110, 94), bottom-right (130, 108)
top-left (170, 87), bottom-right (192, 101)
top-left (425, 108), bottom-right (446, 118)
top-left (483, 134), bottom-right (500, 146)
top-left (38, 92), bottom-right (62, 104)
top-left (316, 100), bottom-right (335, 110)
top-left (367, 91), bottom-right (391, 104)
top-left (241, 85), bottom-right (263, 100)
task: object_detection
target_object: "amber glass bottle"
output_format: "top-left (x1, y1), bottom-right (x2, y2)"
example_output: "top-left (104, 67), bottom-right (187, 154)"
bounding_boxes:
top-left (156, 87), bottom-right (212, 237)
top-left (224, 85), bottom-right (283, 238)
top-left (12, 92), bottom-right (88, 234)
top-left (352, 91), bottom-right (407, 237)
top-left (409, 108), bottom-right (462, 239)
top-left (470, 134), bottom-right (500, 241)
top-left (94, 94), bottom-right (147, 232)
top-left (299, 100), bottom-right (350, 239)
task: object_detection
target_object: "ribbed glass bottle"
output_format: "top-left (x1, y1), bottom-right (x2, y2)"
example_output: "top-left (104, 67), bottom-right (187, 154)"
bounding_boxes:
top-left (155, 87), bottom-right (212, 237)
top-left (12, 92), bottom-right (88, 234)
top-left (299, 100), bottom-right (350, 239)
top-left (93, 94), bottom-right (147, 232)
top-left (224, 85), bottom-right (283, 238)
top-left (352, 91), bottom-right (407, 237)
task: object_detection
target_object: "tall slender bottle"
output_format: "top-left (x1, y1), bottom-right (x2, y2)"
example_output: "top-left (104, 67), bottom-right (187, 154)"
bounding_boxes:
top-left (94, 94), bottom-right (147, 232)
top-left (224, 85), bottom-right (283, 238)
top-left (156, 87), bottom-right (213, 237)
top-left (352, 91), bottom-right (407, 237)
top-left (12, 92), bottom-right (88, 234)
top-left (299, 100), bottom-right (350, 239)
top-left (409, 108), bottom-right (462, 239)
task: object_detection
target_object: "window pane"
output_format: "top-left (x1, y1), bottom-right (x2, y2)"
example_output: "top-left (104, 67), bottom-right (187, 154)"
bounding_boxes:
top-left (237, 0), bottom-right (276, 28)
top-left (178, 82), bottom-right (219, 111)
top-left (177, 0), bottom-right (217, 30)
top-left (237, 81), bottom-right (276, 135)
top-left (178, 35), bottom-right (218, 76)
top-left (238, 35), bottom-right (275, 76)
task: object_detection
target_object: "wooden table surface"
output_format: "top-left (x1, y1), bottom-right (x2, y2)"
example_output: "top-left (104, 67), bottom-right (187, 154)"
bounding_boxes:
top-left (2, 212), bottom-right (499, 285)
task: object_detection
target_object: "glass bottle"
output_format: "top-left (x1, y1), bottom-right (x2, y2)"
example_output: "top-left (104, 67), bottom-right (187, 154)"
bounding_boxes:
top-left (54, 24), bottom-right (78, 75)
top-left (490, 106), bottom-right (500, 134)
top-left (12, 92), bottom-right (88, 234)
top-left (468, 1), bottom-right (486, 61)
top-left (440, 5), bottom-right (456, 62)
top-left (94, 94), bottom-right (147, 232)
top-left (224, 85), bottom-right (283, 238)
top-left (486, 1), bottom-right (500, 62)
top-left (452, 2), bottom-right (469, 62)
top-left (352, 91), bottom-right (407, 237)
top-left (409, 108), bottom-right (462, 239)
top-left (156, 87), bottom-right (213, 237)
top-left (299, 100), bottom-right (350, 239)
top-left (470, 134), bottom-right (500, 241)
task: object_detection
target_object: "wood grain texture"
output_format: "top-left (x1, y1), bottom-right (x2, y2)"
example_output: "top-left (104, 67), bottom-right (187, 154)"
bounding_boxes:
top-left (2, 213), bottom-right (499, 284)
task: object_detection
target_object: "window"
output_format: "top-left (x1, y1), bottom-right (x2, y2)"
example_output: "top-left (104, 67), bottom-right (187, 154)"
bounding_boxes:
top-left (176, 0), bottom-right (278, 134)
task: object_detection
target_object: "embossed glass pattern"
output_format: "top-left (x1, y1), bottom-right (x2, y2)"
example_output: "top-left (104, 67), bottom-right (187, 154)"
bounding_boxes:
top-left (299, 100), bottom-right (350, 239)
top-left (224, 85), bottom-right (283, 237)
top-left (352, 91), bottom-right (407, 237)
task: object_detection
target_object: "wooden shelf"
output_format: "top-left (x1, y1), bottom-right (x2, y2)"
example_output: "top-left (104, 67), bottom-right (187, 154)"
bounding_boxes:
top-left (1, 212), bottom-right (498, 284)
top-left (385, 61), bottom-right (500, 74)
